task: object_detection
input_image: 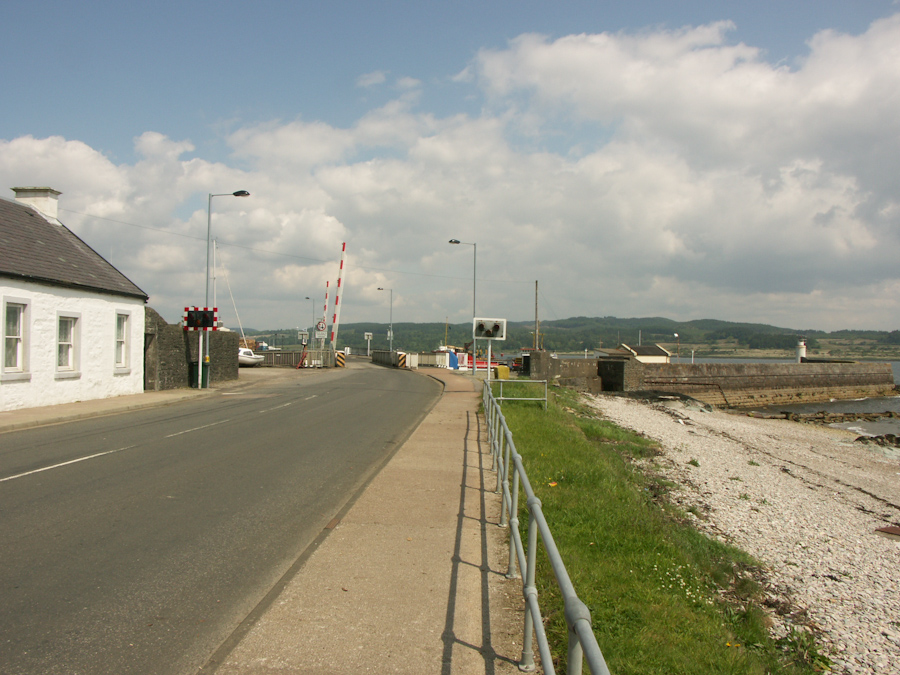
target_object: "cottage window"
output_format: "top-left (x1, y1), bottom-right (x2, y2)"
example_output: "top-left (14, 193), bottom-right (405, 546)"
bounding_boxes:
top-left (58, 317), bottom-right (77, 370)
top-left (4, 303), bottom-right (25, 371)
top-left (115, 313), bottom-right (129, 370)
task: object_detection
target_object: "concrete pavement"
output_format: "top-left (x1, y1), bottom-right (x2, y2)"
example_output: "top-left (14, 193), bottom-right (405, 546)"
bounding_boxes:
top-left (0, 365), bottom-right (529, 674)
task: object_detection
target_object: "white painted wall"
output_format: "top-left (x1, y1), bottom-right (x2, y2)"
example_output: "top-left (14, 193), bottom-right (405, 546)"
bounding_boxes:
top-left (1, 279), bottom-right (145, 411)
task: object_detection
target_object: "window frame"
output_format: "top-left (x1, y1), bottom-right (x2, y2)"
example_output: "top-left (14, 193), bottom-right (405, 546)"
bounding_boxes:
top-left (1, 297), bottom-right (31, 382)
top-left (55, 311), bottom-right (82, 379)
top-left (114, 310), bottom-right (131, 374)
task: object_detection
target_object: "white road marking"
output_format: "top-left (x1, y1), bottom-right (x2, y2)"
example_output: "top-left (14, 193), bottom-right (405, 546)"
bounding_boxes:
top-left (260, 402), bottom-right (293, 413)
top-left (165, 420), bottom-right (230, 438)
top-left (0, 446), bottom-right (136, 483)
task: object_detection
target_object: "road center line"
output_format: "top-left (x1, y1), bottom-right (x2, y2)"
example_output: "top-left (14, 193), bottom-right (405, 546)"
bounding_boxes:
top-left (0, 446), bottom-right (137, 483)
top-left (165, 420), bottom-right (231, 438)
top-left (260, 402), bottom-right (294, 413)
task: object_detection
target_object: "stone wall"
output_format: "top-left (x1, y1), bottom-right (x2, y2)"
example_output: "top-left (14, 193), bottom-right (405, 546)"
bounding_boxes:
top-left (598, 358), bottom-right (645, 392)
top-left (144, 308), bottom-right (239, 390)
top-left (528, 351), bottom-right (602, 393)
top-left (515, 351), bottom-right (895, 406)
top-left (639, 362), bottom-right (895, 407)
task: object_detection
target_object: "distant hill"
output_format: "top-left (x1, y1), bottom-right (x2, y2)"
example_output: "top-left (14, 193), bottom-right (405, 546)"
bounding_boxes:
top-left (239, 316), bottom-right (900, 356)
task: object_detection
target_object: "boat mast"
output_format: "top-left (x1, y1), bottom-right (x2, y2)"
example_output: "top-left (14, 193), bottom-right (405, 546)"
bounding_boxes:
top-left (218, 242), bottom-right (248, 347)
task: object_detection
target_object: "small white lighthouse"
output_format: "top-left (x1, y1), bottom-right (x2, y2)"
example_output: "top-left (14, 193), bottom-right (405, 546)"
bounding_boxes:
top-left (796, 338), bottom-right (807, 363)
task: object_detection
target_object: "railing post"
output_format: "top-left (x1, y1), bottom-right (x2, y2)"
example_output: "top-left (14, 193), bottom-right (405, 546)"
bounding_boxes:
top-left (500, 428), bottom-right (513, 526)
top-left (505, 464), bottom-right (519, 578)
top-left (493, 405), bottom-right (501, 473)
top-left (565, 598), bottom-right (592, 675)
top-left (495, 423), bottom-right (504, 494)
top-left (518, 497), bottom-right (541, 672)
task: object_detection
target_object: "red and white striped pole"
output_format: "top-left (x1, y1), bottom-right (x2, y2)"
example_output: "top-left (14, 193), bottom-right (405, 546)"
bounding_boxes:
top-left (321, 281), bottom-right (329, 349)
top-left (330, 242), bottom-right (347, 349)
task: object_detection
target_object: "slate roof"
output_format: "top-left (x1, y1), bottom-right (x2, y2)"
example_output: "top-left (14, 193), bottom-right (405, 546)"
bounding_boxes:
top-left (0, 197), bottom-right (148, 300)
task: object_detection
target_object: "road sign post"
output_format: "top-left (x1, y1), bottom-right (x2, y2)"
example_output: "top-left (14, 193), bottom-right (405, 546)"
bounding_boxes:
top-left (184, 307), bottom-right (218, 388)
top-left (473, 318), bottom-right (506, 382)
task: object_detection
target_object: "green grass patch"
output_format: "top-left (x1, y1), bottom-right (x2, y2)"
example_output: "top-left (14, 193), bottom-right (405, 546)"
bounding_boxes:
top-left (497, 388), bottom-right (825, 674)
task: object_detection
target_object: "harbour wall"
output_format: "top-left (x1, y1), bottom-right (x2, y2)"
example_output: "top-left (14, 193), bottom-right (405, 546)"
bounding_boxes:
top-left (529, 352), bottom-right (896, 407)
top-left (638, 362), bottom-right (895, 407)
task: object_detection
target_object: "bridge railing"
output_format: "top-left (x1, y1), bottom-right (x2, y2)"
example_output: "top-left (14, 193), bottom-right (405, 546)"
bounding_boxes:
top-left (483, 381), bottom-right (611, 675)
top-left (260, 349), bottom-right (333, 368)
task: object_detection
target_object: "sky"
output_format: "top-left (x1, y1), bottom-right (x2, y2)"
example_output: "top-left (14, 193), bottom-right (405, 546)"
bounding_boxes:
top-left (2, 1), bottom-right (900, 334)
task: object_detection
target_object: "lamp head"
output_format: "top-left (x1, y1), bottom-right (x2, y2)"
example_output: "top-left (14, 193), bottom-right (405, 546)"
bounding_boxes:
top-left (449, 239), bottom-right (460, 244)
top-left (233, 190), bottom-right (250, 197)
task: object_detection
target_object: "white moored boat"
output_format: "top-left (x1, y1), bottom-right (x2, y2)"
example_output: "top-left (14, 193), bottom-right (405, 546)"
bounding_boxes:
top-left (238, 347), bottom-right (264, 367)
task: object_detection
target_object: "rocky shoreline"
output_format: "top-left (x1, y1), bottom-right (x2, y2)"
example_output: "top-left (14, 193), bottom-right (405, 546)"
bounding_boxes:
top-left (584, 393), bottom-right (900, 674)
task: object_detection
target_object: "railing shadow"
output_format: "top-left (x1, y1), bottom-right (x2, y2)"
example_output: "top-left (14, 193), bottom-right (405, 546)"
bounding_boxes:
top-left (441, 410), bottom-right (521, 674)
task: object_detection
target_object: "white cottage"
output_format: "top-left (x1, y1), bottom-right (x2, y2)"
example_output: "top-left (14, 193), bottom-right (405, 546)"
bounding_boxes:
top-left (1, 188), bottom-right (148, 411)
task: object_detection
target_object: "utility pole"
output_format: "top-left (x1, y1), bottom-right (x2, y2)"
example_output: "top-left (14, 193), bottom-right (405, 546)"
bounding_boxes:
top-left (534, 280), bottom-right (539, 350)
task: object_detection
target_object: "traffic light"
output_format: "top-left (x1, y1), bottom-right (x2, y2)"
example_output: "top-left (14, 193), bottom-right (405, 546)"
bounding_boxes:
top-left (184, 307), bottom-right (217, 330)
top-left (473, 318), bottom-right (507, 340)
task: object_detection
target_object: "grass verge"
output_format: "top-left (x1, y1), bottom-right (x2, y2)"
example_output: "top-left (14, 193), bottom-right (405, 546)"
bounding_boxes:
top-left (492, 383), bottom-right (830, 674)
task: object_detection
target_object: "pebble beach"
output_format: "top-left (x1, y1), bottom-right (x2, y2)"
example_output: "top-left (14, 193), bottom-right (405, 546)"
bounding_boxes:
top-left (584, 393), bottom-right (900, 674)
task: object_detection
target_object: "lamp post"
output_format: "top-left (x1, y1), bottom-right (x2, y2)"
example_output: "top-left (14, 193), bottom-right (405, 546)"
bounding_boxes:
top-left (206, 191), bottom-right (250, 307)
top-left (201, 190), bottom-right (249, 380)
top-left (305, 296), bottom-right (315, 329)
top-left (449, 239), bottom-right (476, 376)
top-left (200, 190), bottom-right (249, 389)
top-left (377, 287), bottom-right (393, 352)
top-left (674, 333), bottom-right (680, 363)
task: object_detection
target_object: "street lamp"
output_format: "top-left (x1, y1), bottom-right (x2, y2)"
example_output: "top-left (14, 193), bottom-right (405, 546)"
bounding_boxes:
top-left (674, 333), bottom-right (680, 362)
top-left (200, 190), bottom-right (249, 389)
top-left (377, 287), bottom-right (393, 352)
top-left (305, 296), bottom-right (315, 329)
top-left (449, 239), bottom-right (476, 376)
top-left (206, 191), bottom-right (250, 306)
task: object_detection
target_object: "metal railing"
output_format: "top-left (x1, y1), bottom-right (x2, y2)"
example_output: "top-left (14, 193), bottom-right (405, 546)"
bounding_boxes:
top-left (484, 381), bottom-right (611, 675)
top-left (492, 379), bottom-right (549, 410)
top-left (260, 348), bottom-right (333, 368)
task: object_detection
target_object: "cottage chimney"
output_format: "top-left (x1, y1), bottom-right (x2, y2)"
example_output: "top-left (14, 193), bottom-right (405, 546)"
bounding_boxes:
top-left (12, 187), bottom-right (62, 224)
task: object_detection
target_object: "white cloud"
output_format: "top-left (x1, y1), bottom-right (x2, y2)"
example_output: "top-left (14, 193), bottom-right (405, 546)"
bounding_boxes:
top-left (357, 70), bottom-right (388, 87)
top-left (3, 16), bottom-right (900, 332)
top-left (228, 119), bottom-right (356, 168)
top-left (395, 76), bottom-right (422, 90)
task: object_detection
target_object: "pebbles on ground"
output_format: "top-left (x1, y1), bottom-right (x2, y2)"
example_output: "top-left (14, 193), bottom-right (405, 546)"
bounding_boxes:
top-left (583, 393), bottom-right (900, 675)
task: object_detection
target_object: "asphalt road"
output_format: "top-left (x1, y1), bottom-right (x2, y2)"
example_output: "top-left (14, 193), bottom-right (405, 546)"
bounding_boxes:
top-left (0, 363), bottom-right (441, 675)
